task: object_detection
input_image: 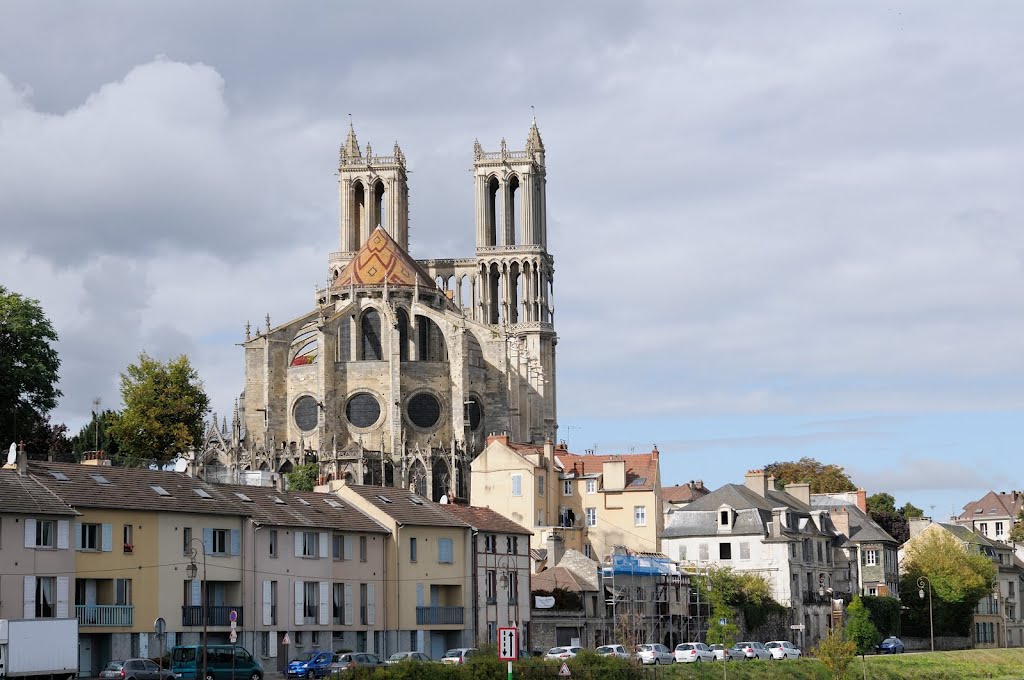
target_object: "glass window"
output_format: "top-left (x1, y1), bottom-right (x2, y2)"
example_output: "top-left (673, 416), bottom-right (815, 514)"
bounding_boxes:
top-left (438, 538), bottom-right (454, 564)
top-left (634, 506), bottom-right (647, 526)
top-left (211, 529), bottom-right (228, 555)
top-left (35, 576), bottom-right (55, 617)
top-left (511, 475), bottom-right (522, 497)
top-left (123, 524), bottom-right (133, 552)
top-left (563, 480), bottom-right (573, 496)
top-left (359, 536), bottom-right (367, 562)
top-left (586, 508), bottom-right (597, 527)
top-left (183, 527), bottom-right (192, 555)
top-left (36, 520), bottom-right (55, 548)
top-left (409, 537), bottom-right (417, 562)
top-left (80, 523), bottom-right (100, 550)
top-left (586, 480), bottom-right (597, 494)
top-left (302, 531), bottom-right (317, 558)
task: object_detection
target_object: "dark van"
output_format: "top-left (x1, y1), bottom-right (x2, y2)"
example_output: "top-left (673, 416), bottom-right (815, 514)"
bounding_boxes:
top-left (170, 645), bottom-right (263, 680)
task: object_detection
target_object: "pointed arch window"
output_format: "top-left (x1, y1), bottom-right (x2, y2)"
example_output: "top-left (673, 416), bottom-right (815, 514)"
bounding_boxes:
top-left (290, 323), bottom-right (318, 367)
top-left (360, 309), bottom-right (382, 361)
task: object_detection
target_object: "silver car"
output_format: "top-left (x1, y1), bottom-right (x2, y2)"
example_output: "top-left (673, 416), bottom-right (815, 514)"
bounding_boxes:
top-left (636, 644), bottom-right (673, 665)
top-left (710, 644), bottom-right (743, 661)
top-left (544, 646), bottom-right (582, 660)
top-left (385, 651), bottom-right (431, 664)
top-left (595, 645), bottom-right (629, 659)
top-left (765, 641), bottom-right (802, 660)
top-left (673, 642), bottom-right (715, 663)
top-left (732, 641), bottom-right (771, 660)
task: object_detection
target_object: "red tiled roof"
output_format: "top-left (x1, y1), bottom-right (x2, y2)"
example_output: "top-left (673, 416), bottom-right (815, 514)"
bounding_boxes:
top-left (555, 451), bottom-right (659, 490)
top-left (958, 490), bottom-right (1024, 520)
top-left (437, 504), bottom-right (532, 535)
top-left (663, 482), bottom-right (710, 504)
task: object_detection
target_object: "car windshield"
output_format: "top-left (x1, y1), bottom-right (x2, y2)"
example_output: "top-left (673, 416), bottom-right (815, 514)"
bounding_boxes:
top-left (293, 652), bottom-right (320, 662)
top-left (548, 648), bottom-right (567, 654)
top-left (443, 651), bottom-right (463, 658)
top-left (676, 644), bottom-right (693, 650)
top-left (884, 638), bottom-right (897, 643)
top-left (388, 653), bottom-right (407, 661)
top-left (736, 643), bottom-right (753, 648)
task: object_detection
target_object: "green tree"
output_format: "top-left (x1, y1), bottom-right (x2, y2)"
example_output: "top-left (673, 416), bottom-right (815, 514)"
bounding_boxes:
top-left (763, 457), bottom-right (857, 493)
top-left (861, 595), bottom-right (902, 637)
top-left (815, 628), bottom-right (855, 680)
top-left (704, 588), bottom-right (740, 648)
top-left (22, 415), bottom-right (74, 462)
top-left (0, 286), bottom-right (62, 446)
top-left (71, 409), bottom-right (121, 458)
top-left (108, 353), bottom-right (210, 466)
top-left (1010, 510), bottom-right (1024, 544)
top-left (845, 595), bottom-right (880, 655)
top-left (866, 492), bottom-right (896, 515)
top-left (286, 463), bottom-right (320, 491)
top-left (901, 502), bottom-right (924, 518)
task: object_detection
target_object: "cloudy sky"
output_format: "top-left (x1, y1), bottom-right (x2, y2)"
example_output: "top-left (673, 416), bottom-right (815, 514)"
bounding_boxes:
top-left (2, 1), bottom-right (1021, 517)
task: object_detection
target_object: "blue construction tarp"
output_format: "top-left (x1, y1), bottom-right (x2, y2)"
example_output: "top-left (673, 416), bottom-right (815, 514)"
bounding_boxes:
top-left (604, 554), bottom-right (676, 576)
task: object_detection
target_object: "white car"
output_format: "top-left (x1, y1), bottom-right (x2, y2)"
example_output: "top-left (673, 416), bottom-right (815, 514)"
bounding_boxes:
top-left (544, 647), bottom-right (582, 660)
top-left (733, 641), bottom-right (771, 660)
top-left (636, 644), bottom-right (673, 665)
top-left (439, 648), bottom-right (477, 665)
top-left (673, 642), bottom-right (715, 663)
top-left (765, 641), bottom-right (801, 660)
top-left (595, 645), bottom-right (629, 659)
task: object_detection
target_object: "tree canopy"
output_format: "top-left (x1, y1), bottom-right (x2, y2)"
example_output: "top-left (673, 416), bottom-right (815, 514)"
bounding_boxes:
top-left (286, 462), bottom-right (320, 492)
top-left (0, 286), bottom-right (62, 447)
top-left (71, 409), bottom-right (121, 458)
top-left (845, 595), bottom-right (880, 655)
top-left (763, 456), bottom-right (857, 493)
top-left (108, 353), bottom-right (210, 465)
top-left (867, 492), bottom-right (924, 544)
top-left (1010, 510), bottom-right (1024, 544)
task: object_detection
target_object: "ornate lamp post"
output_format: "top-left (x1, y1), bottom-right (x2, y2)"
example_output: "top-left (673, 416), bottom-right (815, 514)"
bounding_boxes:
top-left (497, 553), bottom-right (517, 627)
top-left (186, 538), bottom-right (209, 680)
top-left (917, 576), bottom-right (934, 652)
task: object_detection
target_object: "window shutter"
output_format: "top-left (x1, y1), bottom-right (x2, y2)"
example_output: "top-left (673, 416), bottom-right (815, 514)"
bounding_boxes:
top-left (191, 578), bottom-right (201, 606)
top-left (343, 535), bottom-right (353, 561)
top-left (202, 528), bottom-right (213, 555)
top-left (295, 531), bottom-right (304, 557)
top-left (262, 581), bottom-right (272, 625)
top-left (269, 631), bottom-right (277, 658)
top-left (25, 518), bottom-right (36, 548)
top-left (24, 575), bottom-right (36, 618)
top-left (366, 584), bottom-right (375, 626)
top-left (75, 522), bottom-right (83, 551)
top-left (343, 584), bottom-right (353, 625)
top-left (57, 520), bottom-right (70, 550)
top-left (319, 532), bottom-right (328, 559)
top-left (56, 576), bottom-right (69, 618)
top-left (318, 582), bottom-right (329, 625)
top-left (101, 524), bottom-right (113, 552)
top-left (230, 529), bottom-right (241, 556)
top-left (416, 583), bottom-right (424, 607)
top-left (294, 581), bottom-right (304, 625)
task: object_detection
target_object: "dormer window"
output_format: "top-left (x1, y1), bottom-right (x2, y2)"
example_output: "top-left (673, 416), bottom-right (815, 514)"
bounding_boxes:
top-left (720, 510), bottom-right (729, 525)
top-left (718, 505), bottom-right (735, 533)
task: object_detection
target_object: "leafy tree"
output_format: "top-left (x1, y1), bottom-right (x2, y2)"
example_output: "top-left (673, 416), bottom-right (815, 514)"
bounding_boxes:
top-left (108, 353), bottom-right (210, 466)
top-left (871, 510), bottom-right (910, 544)
top-left (0, 286), bottom-right (62, 447)
top-left (1010, 509), bottom-right (1024, 544)
top-left (845, 595), bottom-right (880, 655)
top-left (901, 502), bottom-right (924, 518)
top-left (22, 415), bottom-right (74, 462)
top-left (815, 628), bottom-right (855, 680)
top-left (763, 457), bottom-right (857, 493)
top-left (704, 588), bottom-right (740, 648)
top-left (867, 492), bottom-right (896, 515)
top-left (861, 595), bottom-right (901, 637)
top-left (286, 462), bottom-right (320, 491)
top-left (71, 409), bottom-right (121, 458)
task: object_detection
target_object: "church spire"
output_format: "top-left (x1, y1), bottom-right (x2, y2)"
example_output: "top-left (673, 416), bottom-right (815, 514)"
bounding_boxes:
top-left (526, 108), bottom-right (544, 152)
top-left (341, 118), bottom-right (360, 163)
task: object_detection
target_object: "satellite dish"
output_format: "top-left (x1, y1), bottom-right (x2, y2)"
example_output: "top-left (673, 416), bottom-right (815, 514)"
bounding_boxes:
top-left (439, 494), bottom-right (448, 505)
top-left (6, 442), bottom-right (16, 466)
top-left (172, 457), bottom-right (188, 473)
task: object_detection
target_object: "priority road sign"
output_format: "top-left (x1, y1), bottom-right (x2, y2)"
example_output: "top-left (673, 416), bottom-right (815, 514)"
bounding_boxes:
top-left (498, 627), bottom-right (518, 661)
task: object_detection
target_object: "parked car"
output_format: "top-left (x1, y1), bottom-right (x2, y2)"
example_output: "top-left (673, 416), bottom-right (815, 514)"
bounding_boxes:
top-left (328, 653), bottom-right (384, 671)
top-left (119, 658), bottom-right (176, 680)
top-left (765, 641), bottom-right (802, 660)
top-left (287, 651), bottom-right (333, 679)
top-left (876, 637), bottom-right (905, 654)
top-left (100, 661), bottom-right (128, 680)
top-left (709, 644), bottom-right (743, 661)
top-left (544, 647), bottom-right (582, 660)
top-left (673, 642), bottom-right (715, 663)
top-left (170, 644), bottom-right (264, 680)
top-left (595, 645), bottom-right (629, 659)
top-left (732, 641), bottom-right (771, 660)
top-left (440, 649), bottom-right (478, 665)
top-left (385, 652), bottom-right (431, 664)
top-left (636, 644), bottom-right (673, 665)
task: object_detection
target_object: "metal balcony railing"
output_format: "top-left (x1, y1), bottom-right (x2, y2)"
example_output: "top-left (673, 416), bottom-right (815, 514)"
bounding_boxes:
top-left (76, 604), bottom-right (134, 627)
top-left (416, 606), bottom-right (464, 625)
top-left (182, 605), bottom-right (243, 626)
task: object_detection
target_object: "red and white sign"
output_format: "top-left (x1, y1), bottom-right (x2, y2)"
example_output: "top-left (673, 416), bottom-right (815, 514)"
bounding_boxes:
top-left (558, 662), bottom-right (571, 676)
top-left (498, 627), bottom-right (518, 661)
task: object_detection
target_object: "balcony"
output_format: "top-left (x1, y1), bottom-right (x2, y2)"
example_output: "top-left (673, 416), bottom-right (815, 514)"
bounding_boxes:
top-left (416, 606), bottom-right (464, 625)
top-left (76, 604), bottom-right (134, 627)
top-left (182, 605), bottom-right (244, 626)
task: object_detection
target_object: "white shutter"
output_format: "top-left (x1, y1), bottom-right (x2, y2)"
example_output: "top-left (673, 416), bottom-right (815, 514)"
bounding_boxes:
top-left (318, 532), bottom-right (328, 559)
top-left (25, 518), bottom-right (36, 548)
top-left (366, 584), bottom-right (375, 626)
top-left (318, 582), bottom-right (329, 625)
top-left (24, 575), bottom-right (36, 618)
top-left (191, 578), bottom-right (201, 606)
top-left (294, 581), bottom-right (304, 625)
top-left (343, 536), bottom-right (352, 561)
top-left (269, 631), bottom-right (277, 658)
top-left (343, 584), bottom-right (353, 625)
top-left (57, 521), bottom-right (69, 550)
top-left (263, 581), bottom-right (273, 625)
top-left (56, 576), bottom-right (69, 618)
top-left (101, 524), bottom-right (113, 552)
top-left (294, 531), bottom-right (304, 557)
top-left (75, 522), bottom-right (82, 551)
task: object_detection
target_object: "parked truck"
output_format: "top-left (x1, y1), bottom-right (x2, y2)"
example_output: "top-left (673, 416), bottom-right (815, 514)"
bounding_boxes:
top-left (0, 619), bottom-right (78, 680)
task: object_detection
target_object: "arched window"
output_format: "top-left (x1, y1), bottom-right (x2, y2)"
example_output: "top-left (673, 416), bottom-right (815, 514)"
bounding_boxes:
top-left (485, 176), bottom-right (499, 246)
top-left (397, 308), bottom-right (410, 361)
top-left (352, 181), bottom-right (366, 249)
top-left (415, 315), bottom-right (448, 362)
top-left (360, 309), bottom-right (382, 360)
top-left (289, 322), bottom-right (318, 367)
top-left (507, 174), bottom-right (520, 246)
top-left (374, 179), bottom-right (387, 229)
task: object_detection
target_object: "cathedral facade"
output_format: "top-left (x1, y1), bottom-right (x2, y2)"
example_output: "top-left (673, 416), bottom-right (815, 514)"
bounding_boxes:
top-left (202, 121), bottom-right (558, 501)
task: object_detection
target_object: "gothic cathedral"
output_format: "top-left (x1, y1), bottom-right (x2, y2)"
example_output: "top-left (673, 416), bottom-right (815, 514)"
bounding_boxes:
top-left (201, 121), bottom-right (557, 501)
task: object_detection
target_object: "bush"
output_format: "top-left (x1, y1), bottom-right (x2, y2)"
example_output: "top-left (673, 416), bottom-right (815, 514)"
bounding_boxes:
top-left (815, 628), bottom-right (856, 680)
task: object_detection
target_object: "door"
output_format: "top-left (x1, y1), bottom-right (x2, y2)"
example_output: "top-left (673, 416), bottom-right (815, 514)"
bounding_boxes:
top-left (429, 634), bottom-right (446, 660)
top-left (79, 636), bottom-right (93, 677)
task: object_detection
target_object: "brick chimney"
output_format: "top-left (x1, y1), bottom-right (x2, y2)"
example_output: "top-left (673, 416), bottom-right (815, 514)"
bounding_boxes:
top-left (546, 531), bottom-right (565, 566)
top-left (487, 433), bottom-right (510, 447)
top-left (744, 469), bottom-right (768, 497)
top-left (855, 488), bottom-right (867, 513)
top-left (831, 507), bottom-right (851, 538)
top-left (788, 483), bottom-right (811, 506)
top-left (770, 508), bottom-right (783, 537)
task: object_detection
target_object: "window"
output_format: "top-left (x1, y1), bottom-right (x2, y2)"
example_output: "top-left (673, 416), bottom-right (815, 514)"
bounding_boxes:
top-left (304, 581), bottom-right (318, 622)
top-left (677, 544), bottom-right (686, 561)
top-left (265, 529), bottom-right (276, 558)
top-left (511, 474), bottom-right (522, 497)
top-left (739, 542), bottom-right (750, 560)
top-left (270, 580), bottom-right (278, 625)
top-left (333, 583), bottom-right (344, 624)
top-left (508, 570), bottom-right (519, 603)
top-left (332, 534), bottom-right (343, 560)
top-left (720, 510), bottom-right (730, 526)
top-left (36, 520), bottom-right (55, 548)
top-left (115, 579), bottom-right (132, 606)
top-left (301, 531), bottom-right (318, 558)
top-left (484, 534), bottom-right (497, 553)
top-left (584, 544), bottom-right (592, 559)
top-left (586, 479), bottom-right (597, 494)
top-left (817, 542), bottom-right (823, 563)
top-left (183, 527), bottom-right (192, 555)
top-left (868, 587), bottom-right (877, 596)
top-left (538, 474), bottom-right (545, 496)
top-left (996, 522), bottom-right (1004, 536)
top-left (80, 523), bottom-right (100, 551)
top-left (409, 537), bottom-right (417, 562)
top-left (123, 524), bottom-right (133, 553)
top-left (865, 549), bottom-right (878, 566)
top-left (586, 508), bottom-right (597, 527)
top-left (36, 576), bottom-right (56, 617)
top-left (506, 536), bottom-right (519, 554)
top-left (698, 543), bottom-right (709, 561)
top-left (979, 522), bottom-right (988, 536)
top-left (486, 570), bottom-right (497, 602)
top-left (719, 543), bottom-right (732, 560)
top-left (260, 631), bottom-right (270, 657)
top-left (211, 529), bottom-right (228, 556)
top-left (438, 538), bottom-right (454, 564)
top-left (563, 480), bottom-right (573, 496)
top-left (634, 506), bottom-right (646, 526)
top-left (359, 583), bottom-right (368, 625)
top-left (359, 536), bottom-right (367, 562)
top-left (487, 622), bottom-right (496, 643)
top-left (536, 509), bottom-right (545, 526)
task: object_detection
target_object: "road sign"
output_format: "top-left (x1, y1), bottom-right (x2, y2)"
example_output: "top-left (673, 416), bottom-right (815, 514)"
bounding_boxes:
top-left (719, 618), bottom-right (727, 625)
top-left (229, 631), bottom-right (237, 643)
top-left (154, 617), bottom-right (166, 636)
top-left (229, 610), bottom-right (238, 623)
top-left (498, 627), bottom-right (518, 661)
top-left (790, 624), bottom-right (805, 630)
top-left (558, 662), bottom-right (571, 676)
top-left (282, 633), bottom-right (291, 645)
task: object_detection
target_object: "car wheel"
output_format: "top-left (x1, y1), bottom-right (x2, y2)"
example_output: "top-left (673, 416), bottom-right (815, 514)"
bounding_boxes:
top-left (206, 673), bottom-right (215, 680)
top-left (250, 673), bottom-right (261, 680)
top-left (695, 658), bottom-right (701, 663)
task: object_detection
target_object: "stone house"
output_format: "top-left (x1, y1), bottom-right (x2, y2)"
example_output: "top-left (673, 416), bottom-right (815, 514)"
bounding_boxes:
top-left (811, 490), bottom-right (899, 598)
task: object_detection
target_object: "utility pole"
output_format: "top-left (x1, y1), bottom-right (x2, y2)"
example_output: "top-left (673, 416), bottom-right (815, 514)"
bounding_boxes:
top-left (92, 397), bottom-right (102, 451)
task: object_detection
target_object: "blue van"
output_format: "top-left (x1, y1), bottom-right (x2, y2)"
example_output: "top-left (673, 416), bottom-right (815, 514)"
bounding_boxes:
top-left (170, 645), bottom-right (263, 680)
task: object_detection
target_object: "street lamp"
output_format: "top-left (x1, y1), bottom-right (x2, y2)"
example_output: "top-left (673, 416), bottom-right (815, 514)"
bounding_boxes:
top-left (917, 576), bottom-right (934, 652)
top-left (186, 538), bottom-right (209, 680)
top-left (496, 554), bottom-right (517, 623)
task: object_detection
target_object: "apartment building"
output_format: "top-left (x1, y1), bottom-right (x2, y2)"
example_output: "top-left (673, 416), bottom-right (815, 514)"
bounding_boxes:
top-left (811, 491), bottom-right (899, 598)
top-left (954, 491), bottom-right (1024, 545)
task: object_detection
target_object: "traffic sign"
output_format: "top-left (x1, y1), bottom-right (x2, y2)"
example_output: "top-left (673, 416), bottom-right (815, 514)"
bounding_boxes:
top-left (558, 662), bottom-right (571, 676)
top-left (229, 631), bottom-right (237, 643)
top-left (229, 610), bottom-right (238, 623)
top-left (282, 633), bottom-right (291, 645)
top-left (790, 624), bottom-right (805, 630)
top-left (498, 627), bottom-right (518, 661)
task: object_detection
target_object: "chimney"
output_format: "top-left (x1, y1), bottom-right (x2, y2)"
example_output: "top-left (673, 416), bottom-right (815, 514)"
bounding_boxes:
top-left (770, 508), bottom-right (783, 538)
top-left (788, 483), bottom-right (811, 506)
top-left (695, 480), bottom-right (704, 490)
top-left (767, 475), bottom-right (778, 491)
top-left (651, 445), bottom-right (659, 461)
top-left (487, 433), bottom-right (510, 447)
top-left (855, 488), bottom-right (867, 513)
top-left (831, 507), bottom-right (850, 538)
top-left (17, 441), bottom-right (28, 477)
top-left (546, 531), bottom-right (565, 566)
top-left (744, 469), bottom-right (768, 497)
top-left (908, 516), bottom-right (932, 539)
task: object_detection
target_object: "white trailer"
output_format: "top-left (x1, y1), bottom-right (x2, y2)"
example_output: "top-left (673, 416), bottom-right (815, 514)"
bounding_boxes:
top-left (0, 619), bottom-right (78, 680)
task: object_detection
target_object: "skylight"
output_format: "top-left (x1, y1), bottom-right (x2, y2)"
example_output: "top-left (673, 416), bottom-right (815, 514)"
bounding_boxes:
top-left (90, 474), bottom-right (111, 485)
top-left (193, 488), bottom-right (212, 499)
top-left (630, 477), bottom-right (648, 486)
top-left (49, 471), bottom-right (70, 482)
top-left (409, 496), bottom-right (424, 505)
top-left (234, 492), bottom-right (253, 502)
top-left (151, 485), bottom-right (171, 497)
top-left (297, 498), bottom-right (311, 506)
top-left (376, 495), bottom-right (394, 504)
top-left (272, 496), bottom-right (286, 505)
top-left (324, 499), bottom-right (342, 508)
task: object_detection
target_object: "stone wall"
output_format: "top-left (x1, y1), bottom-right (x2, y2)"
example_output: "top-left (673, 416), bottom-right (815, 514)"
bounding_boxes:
top-left (902, 635), bottom-right (972, 651)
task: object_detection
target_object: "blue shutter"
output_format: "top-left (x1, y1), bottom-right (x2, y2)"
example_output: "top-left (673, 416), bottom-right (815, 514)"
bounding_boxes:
top-left (101, 524), bottom-right (113, 552)
top-left (203, 528), bottom-right (214, 555)
top-left (230, 529), bottom-right (241, 556)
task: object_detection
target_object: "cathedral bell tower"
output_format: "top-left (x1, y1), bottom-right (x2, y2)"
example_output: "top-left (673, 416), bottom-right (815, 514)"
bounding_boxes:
top-left (330, 123), bottom-right (410, 276)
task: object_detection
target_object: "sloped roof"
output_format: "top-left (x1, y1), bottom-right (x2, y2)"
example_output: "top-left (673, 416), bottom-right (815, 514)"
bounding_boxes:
top-left (437, 503), bottom-right (532, 535)
top-left (663, 482), bottom-right (710, 504)
top-left (810, 497), bottom-right (897, 545)
top-left (557, 549), bottom-right (600, 589)
top-left (958, 490), bottom-right (1024, 521)
top-left (531, 566), bottom-right (593, 593)
top-left (662, 483), bottom-right (829, 539)
top-left (223, 485), bottom-right (388, 534)
top-left (556, 451), bottom-right (659, 490)
top-left (342, 484), bottom-right (470, 528)
top-left (332, 227), bottom-right (436, 289)
top-left (0, 469), bottom-right (78, 516)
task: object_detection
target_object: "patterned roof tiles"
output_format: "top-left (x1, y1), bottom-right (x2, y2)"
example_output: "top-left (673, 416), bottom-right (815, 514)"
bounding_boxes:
top-left (332, 227), bottom-right (436, 289)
